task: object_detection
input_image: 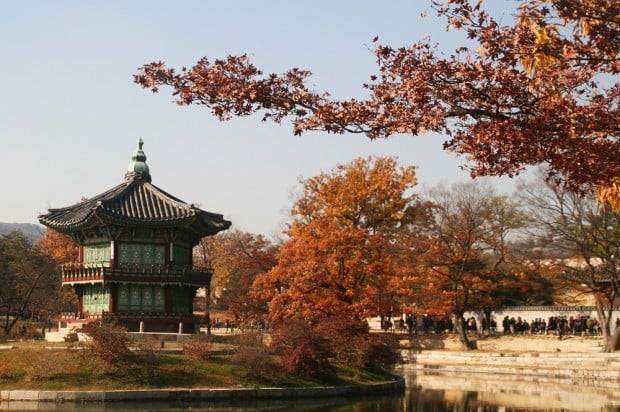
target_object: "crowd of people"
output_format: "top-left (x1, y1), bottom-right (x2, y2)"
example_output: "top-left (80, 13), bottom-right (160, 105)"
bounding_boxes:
top-left (386, 314), bottom-right (455, 334)
top-left (210, 318), bottom-right (237, 333)
top-left (384, 313), bottom-right (620, 336)
top-left (500, 315), bottom-right (606, 336)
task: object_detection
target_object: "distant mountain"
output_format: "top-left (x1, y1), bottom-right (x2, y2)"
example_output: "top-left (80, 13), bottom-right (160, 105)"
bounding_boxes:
top-left (0, 222), bottom-right (44, 244)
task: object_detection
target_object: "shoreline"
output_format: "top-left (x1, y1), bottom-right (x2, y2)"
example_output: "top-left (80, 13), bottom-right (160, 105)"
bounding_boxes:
top-left (1, 335), bottom-right (617, 404)
top-left (0, 380), bottom-right (404, 403)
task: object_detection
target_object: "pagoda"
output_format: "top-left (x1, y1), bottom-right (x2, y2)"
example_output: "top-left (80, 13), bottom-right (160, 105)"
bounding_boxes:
top-left (39, 139), bottom-right (231, 333)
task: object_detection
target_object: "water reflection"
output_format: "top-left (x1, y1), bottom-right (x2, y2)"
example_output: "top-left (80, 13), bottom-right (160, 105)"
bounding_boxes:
top-left (0, 396), bottom-right (402, 412)
top-left (404, 366), bottom-right (620, 412)
top-left (2, 368), bottom-right (619, 411)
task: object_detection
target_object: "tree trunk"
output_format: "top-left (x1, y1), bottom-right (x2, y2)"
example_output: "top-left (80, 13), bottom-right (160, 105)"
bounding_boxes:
top-left (453, 313), bottom-right (476, 350)
top-left (594, 297), bottom-right (613, 351)
top-left (482, 307), bottom-right (493, 333)
top-left (4, 310), bottom-right (19, 337)
top-left (2, 305), bottom-right (12, 336)
top-left (205, 285), bottom-right (212, 336)
top-left (603, 326), bottom-right (620, 352)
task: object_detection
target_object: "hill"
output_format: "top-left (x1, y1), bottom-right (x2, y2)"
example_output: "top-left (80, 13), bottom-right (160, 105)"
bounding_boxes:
top-left (0, 222), bottom-right (44, 244)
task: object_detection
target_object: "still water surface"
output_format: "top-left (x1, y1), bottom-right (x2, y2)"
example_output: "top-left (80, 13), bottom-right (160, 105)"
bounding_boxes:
top-left (2, 367), bottom-right (619, 411)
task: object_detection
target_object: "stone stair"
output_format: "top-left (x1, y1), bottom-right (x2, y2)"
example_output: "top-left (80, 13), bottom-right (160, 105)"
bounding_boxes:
top-left (404, 350), bottom-right (620, 387)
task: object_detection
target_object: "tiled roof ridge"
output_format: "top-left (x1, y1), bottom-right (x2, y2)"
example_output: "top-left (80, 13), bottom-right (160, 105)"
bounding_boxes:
top-left (39, 182), bottom-right (129, 228)
top-left (39, 176), bottom-right (230, 230)
top-left (97, 178), bottom-right (197, 221)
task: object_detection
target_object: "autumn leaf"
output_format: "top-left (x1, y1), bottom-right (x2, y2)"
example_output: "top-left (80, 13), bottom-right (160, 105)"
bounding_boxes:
top-left (35, 228), bottom-right (79, 265)
top-left (135, 0), bottom-right (619, 206)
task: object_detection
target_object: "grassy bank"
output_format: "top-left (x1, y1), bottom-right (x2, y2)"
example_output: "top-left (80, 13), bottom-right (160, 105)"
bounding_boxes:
top-left (0, 343), bottom-right (395, 391)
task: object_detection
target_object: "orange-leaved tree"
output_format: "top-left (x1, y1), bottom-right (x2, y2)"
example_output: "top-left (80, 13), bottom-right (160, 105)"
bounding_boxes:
top-left (35, 228), bottom-right (79, 265)
top-left (252, 156), bottom-right (418, 368)
top-left (194, 230), bottom-right (279, 329)
top-left (253, 219), bottom-right (396, 323)
top-left (35, 228), bottom-right (80, 319)
top-left (253, 156), bottom-right (418, 319)
top-left (135, 0), bottom-right (619, 206)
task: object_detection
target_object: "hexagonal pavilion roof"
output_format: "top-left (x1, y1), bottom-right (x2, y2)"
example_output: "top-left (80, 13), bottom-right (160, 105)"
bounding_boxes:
top-left (38, 139), bottom-right (231, 238)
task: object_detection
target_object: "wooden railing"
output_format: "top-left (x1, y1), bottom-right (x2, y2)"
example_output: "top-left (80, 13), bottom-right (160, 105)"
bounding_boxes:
top-left (61, 263), bottom-right (212, 286)
top-left (102, 311), bottom-right (199, 323)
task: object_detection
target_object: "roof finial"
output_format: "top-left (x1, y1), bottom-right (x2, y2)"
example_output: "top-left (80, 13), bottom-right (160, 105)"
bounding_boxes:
top-left (125, 138), bottom-right (151, 182)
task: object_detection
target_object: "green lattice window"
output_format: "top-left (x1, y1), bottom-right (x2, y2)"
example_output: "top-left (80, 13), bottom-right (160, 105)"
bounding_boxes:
top-left (83, 284), bottom-right (110, 314)
top-left (171, 286), bottom-right (190, 314)
top-left (173, 245), bottom-right (191, 267)
top-left (117, 284), bottom-right (165, 312)
top-left (117, 243), bottom-right (165, 267)
top-left (83, 244), bottom-right (110, 267)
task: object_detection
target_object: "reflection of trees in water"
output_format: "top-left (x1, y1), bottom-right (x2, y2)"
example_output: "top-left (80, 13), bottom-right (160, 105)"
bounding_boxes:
top-left (458, 392), bottom-right (477, 412)
top-left (406, 388), bottom-right (449, 411)
top-left (406, 389), bottom-right (493, 412)
top-left (405, 369), bottom-right (620, 411)
top-left (2, 385), bottom-right (617, 411)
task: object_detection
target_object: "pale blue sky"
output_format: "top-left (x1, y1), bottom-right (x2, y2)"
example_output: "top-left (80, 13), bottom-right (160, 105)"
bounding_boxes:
top-left (0, 1), bottom-right (523, 236)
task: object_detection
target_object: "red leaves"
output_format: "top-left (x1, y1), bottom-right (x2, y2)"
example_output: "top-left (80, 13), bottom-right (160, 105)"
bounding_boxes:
top-left (136, 54), bottom-right (318, 125)
top-left (135, 0), bottom-right (619, 200)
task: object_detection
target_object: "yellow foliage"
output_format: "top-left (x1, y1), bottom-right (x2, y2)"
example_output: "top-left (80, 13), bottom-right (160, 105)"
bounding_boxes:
top-left (595, 178), bottom-right (620, 211)
top-left (580, 18), bottom-right (591, 37)
top-left (520, 15), bottom-right (560, 74)
top-left (529, 22), bottom-right (549, 43)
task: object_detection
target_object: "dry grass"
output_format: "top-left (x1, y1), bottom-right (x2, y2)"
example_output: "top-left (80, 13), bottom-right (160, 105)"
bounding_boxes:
top-left (0, 344), bottom-right (397, 391)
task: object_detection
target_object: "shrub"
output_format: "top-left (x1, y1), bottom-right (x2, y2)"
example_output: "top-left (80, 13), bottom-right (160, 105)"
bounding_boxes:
top-left (182, 334), bottom-right (211, 360)
top-left (314, 316), bottom-right (367, 367)
top-left (358, 332), bottom-right (402, 370)
top-left (270, 316), bottom-right (401, 373)
top-left (231, 332), bottom-right (275, 380)
top-left (64, 330), bottom-right (79, 342)
top-left (269, 319), bottom-right (335, 378)
top-left (316, 317), bottom-right (401, 370)
top-left (132, 335), bottom-right (163, 375)
top-left (82, 320), bottom-right (131, 364)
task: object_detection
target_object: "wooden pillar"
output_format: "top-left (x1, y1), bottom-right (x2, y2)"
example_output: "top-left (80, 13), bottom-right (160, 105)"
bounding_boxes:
top-left (75, 285), bottom-right (84, 318)
top-left (109, 284), bottom-right (116, 312)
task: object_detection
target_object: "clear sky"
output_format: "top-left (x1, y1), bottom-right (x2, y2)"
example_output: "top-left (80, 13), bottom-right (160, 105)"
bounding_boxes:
top-left (0, 1), bottom-right (524, 237)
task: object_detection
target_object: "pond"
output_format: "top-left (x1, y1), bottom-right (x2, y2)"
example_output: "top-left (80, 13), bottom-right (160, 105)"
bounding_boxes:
top-left (2, 366), bottom-right (619, 411)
